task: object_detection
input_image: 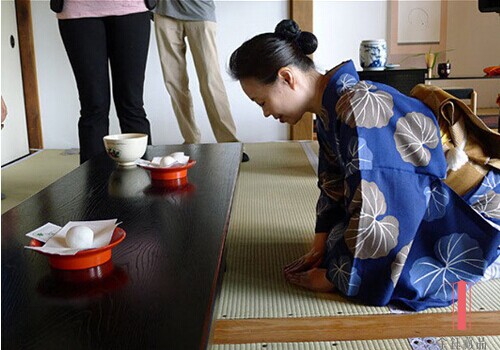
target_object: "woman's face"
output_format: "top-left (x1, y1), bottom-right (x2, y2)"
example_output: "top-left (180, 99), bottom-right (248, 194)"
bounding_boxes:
top-left (240, 68), bottom-right (307, 125)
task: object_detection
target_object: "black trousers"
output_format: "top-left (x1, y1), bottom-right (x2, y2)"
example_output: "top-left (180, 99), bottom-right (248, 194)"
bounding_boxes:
top-left (59, 11), bottom-right (152, 164)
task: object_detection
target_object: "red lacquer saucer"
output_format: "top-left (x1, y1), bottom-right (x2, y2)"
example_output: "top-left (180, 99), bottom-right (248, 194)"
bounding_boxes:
top-left (141, 159), bottom-right (196, 181)
top-left (30, 227), bottom-right (126, 270)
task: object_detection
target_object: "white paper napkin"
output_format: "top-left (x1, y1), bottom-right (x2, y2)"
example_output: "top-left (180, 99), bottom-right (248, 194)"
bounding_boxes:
top-left (136, 152), bottom-right (190, 168)
top-left (25, 219), bottom-right (118, 256)
top-left (25, 222), bottom-right (62, 243)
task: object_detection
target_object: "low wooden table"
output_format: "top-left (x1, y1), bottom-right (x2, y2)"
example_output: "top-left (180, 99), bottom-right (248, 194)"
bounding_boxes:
top-left (1, 143), bottom-right (242, 350)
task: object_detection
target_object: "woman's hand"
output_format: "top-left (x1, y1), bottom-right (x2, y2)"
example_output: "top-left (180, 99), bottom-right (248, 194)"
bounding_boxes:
top-left (284, 232), bottom-right (327, 275)
top-left (286, 268), bottom-right (335, 292)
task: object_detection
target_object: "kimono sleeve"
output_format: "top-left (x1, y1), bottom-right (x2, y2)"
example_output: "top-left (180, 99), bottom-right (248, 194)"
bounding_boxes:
top-left (315, 145), bottom-right (346, 233)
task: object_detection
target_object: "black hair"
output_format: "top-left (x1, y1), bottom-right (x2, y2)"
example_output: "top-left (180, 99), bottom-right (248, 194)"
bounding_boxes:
top-left (229, 19), bottom-right (318, 84)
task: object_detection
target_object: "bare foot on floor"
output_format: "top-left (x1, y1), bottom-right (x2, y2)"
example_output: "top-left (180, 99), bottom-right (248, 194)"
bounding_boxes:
top-left (285, 268), bottom-right (335, 292)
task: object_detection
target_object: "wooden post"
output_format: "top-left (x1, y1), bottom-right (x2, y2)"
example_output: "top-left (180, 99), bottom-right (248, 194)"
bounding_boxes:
top-left (290, 0), bottom-right (313, 140)
top-left (15, 0), bottom-right (43, 149)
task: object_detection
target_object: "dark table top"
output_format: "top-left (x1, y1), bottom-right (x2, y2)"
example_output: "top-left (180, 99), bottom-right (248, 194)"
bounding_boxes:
top-left (1, 143), bottom-right (242, 350)
top-left (427, 75), bottom-right (500, 80)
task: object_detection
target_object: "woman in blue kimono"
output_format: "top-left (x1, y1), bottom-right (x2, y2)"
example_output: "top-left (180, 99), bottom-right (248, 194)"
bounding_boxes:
top-left (229, 20), bottom-right (500, 311)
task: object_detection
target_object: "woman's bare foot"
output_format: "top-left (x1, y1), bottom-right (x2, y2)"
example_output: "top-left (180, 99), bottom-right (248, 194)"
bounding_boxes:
top-left (285, 268), bottom-right (335, 292)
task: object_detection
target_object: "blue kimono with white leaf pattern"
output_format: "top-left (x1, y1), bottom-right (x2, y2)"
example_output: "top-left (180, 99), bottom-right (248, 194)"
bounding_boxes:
top-left (317, 60), bottom-right (500, 311)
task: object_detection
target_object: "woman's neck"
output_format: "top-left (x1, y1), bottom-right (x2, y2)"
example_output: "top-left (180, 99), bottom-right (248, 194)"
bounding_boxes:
top-left (308, 62), bottom-right (348, 115)
top-left (306, 69), bottom-right (333, 116)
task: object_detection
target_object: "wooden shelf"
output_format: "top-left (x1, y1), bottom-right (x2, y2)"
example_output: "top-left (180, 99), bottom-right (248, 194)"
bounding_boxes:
top-left (427, 76), bottom-right (500, 80)
top-left (477, 108), bottom-right (499, 116)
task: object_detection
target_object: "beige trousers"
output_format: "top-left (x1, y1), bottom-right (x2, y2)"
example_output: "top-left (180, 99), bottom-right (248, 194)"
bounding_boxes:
top-left (154, 14), bottom-right (238, 143)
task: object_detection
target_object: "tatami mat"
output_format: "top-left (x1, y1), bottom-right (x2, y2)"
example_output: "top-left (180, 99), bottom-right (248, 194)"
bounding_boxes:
top-left (217, 142), bottom-right (389, 319)
top-left (1, 149), bottom-right (79, 214)
top-left (212, 335), bottom-right (500, 350)
top-left (216, 142), bottom-right (500, 320)
top-left (212, 339), bottom-right (411, 350)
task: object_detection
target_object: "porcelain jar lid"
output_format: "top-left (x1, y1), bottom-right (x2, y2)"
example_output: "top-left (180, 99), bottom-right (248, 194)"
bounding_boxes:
top-left (361, 39), bottom-right (386, 43)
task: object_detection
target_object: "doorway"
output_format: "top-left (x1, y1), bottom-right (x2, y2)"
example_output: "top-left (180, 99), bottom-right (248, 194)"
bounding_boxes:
top-left (1, 0), bottom-right (30, 165)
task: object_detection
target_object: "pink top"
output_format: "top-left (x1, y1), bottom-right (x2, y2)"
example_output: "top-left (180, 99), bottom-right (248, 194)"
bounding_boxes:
top-left (57, 0), bottom-right (148, 20)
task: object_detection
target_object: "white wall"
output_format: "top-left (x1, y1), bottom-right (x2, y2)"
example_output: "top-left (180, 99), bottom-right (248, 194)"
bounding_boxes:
top-left (314, 0), bottom-right (389, 72)
top-left (30, 1), bottom-right (499, 149)
top-left (444, 0), bottom-right (500, 107)
top-left (447, 0), bottom-right (500, 76)
top-left (31, 1), bottom-right (290, 149)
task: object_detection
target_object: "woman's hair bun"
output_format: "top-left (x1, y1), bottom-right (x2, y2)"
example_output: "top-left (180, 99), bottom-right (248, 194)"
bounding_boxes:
top-left (296, 32), bottom-right (318, 55)
top-left (275, 19), bottom-right (301, 41)
top-left (274, 19), bottom-right (318, 55)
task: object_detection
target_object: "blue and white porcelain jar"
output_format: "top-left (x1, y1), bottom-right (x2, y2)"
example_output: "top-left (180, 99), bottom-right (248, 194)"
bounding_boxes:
top-left (359, 39), bottom-right (387, 70)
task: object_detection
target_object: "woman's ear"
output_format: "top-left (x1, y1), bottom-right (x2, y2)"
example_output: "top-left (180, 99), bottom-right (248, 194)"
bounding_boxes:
top-left (277, 67), bottom-right (295, 89)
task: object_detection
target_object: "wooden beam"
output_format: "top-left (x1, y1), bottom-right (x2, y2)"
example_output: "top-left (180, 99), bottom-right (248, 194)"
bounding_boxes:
top-left (290, 0), bottom-right (313, 140)
top-left (15, 0), bottom-right (43, 149)
top-left (213, 311), bottom-right (500, 344)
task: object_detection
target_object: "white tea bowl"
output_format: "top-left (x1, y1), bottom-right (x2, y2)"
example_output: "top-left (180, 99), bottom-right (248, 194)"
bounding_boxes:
top-left (103, 133), bottom-right (148, 167)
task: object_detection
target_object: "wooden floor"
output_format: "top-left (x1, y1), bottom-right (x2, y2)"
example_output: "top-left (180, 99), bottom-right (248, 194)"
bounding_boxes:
top-left (212, 312), bottom-right (500, 345)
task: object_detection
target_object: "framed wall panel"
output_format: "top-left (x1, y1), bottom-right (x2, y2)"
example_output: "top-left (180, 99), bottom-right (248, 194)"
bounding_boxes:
top-left (389, 0), bottom-right (448, 55)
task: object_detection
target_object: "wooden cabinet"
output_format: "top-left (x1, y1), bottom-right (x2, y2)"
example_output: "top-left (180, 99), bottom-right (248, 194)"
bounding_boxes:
top-left (358, 68), bottom-right (427, 96)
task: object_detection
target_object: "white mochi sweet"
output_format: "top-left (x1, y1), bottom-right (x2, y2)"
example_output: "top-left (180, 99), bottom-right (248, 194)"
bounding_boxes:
top-left (170, 152), bottom-right (184, 158)
top-left (178, 155), bottom-right (190, 164)
top-left (160, 156), bottom-right (176, 167)
top-left (170, 152), bottom-right (189, 164)
top-left (65, 225), bottom-right (94, 249)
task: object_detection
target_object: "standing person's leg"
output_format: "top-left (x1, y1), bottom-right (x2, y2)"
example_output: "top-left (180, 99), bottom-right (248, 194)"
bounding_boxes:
top-left (59, 18), bottom-right (110, 164)
top-left (186, 21), bottom-right (238, 143)
top-left (107, 11), bottom-right (152, 144)
top-left (154, 14), bottom-right (201, 144)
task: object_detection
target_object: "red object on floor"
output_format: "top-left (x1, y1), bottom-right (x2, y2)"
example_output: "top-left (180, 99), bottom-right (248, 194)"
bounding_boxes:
top-left (483, 66), bottom-right (500, 76)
